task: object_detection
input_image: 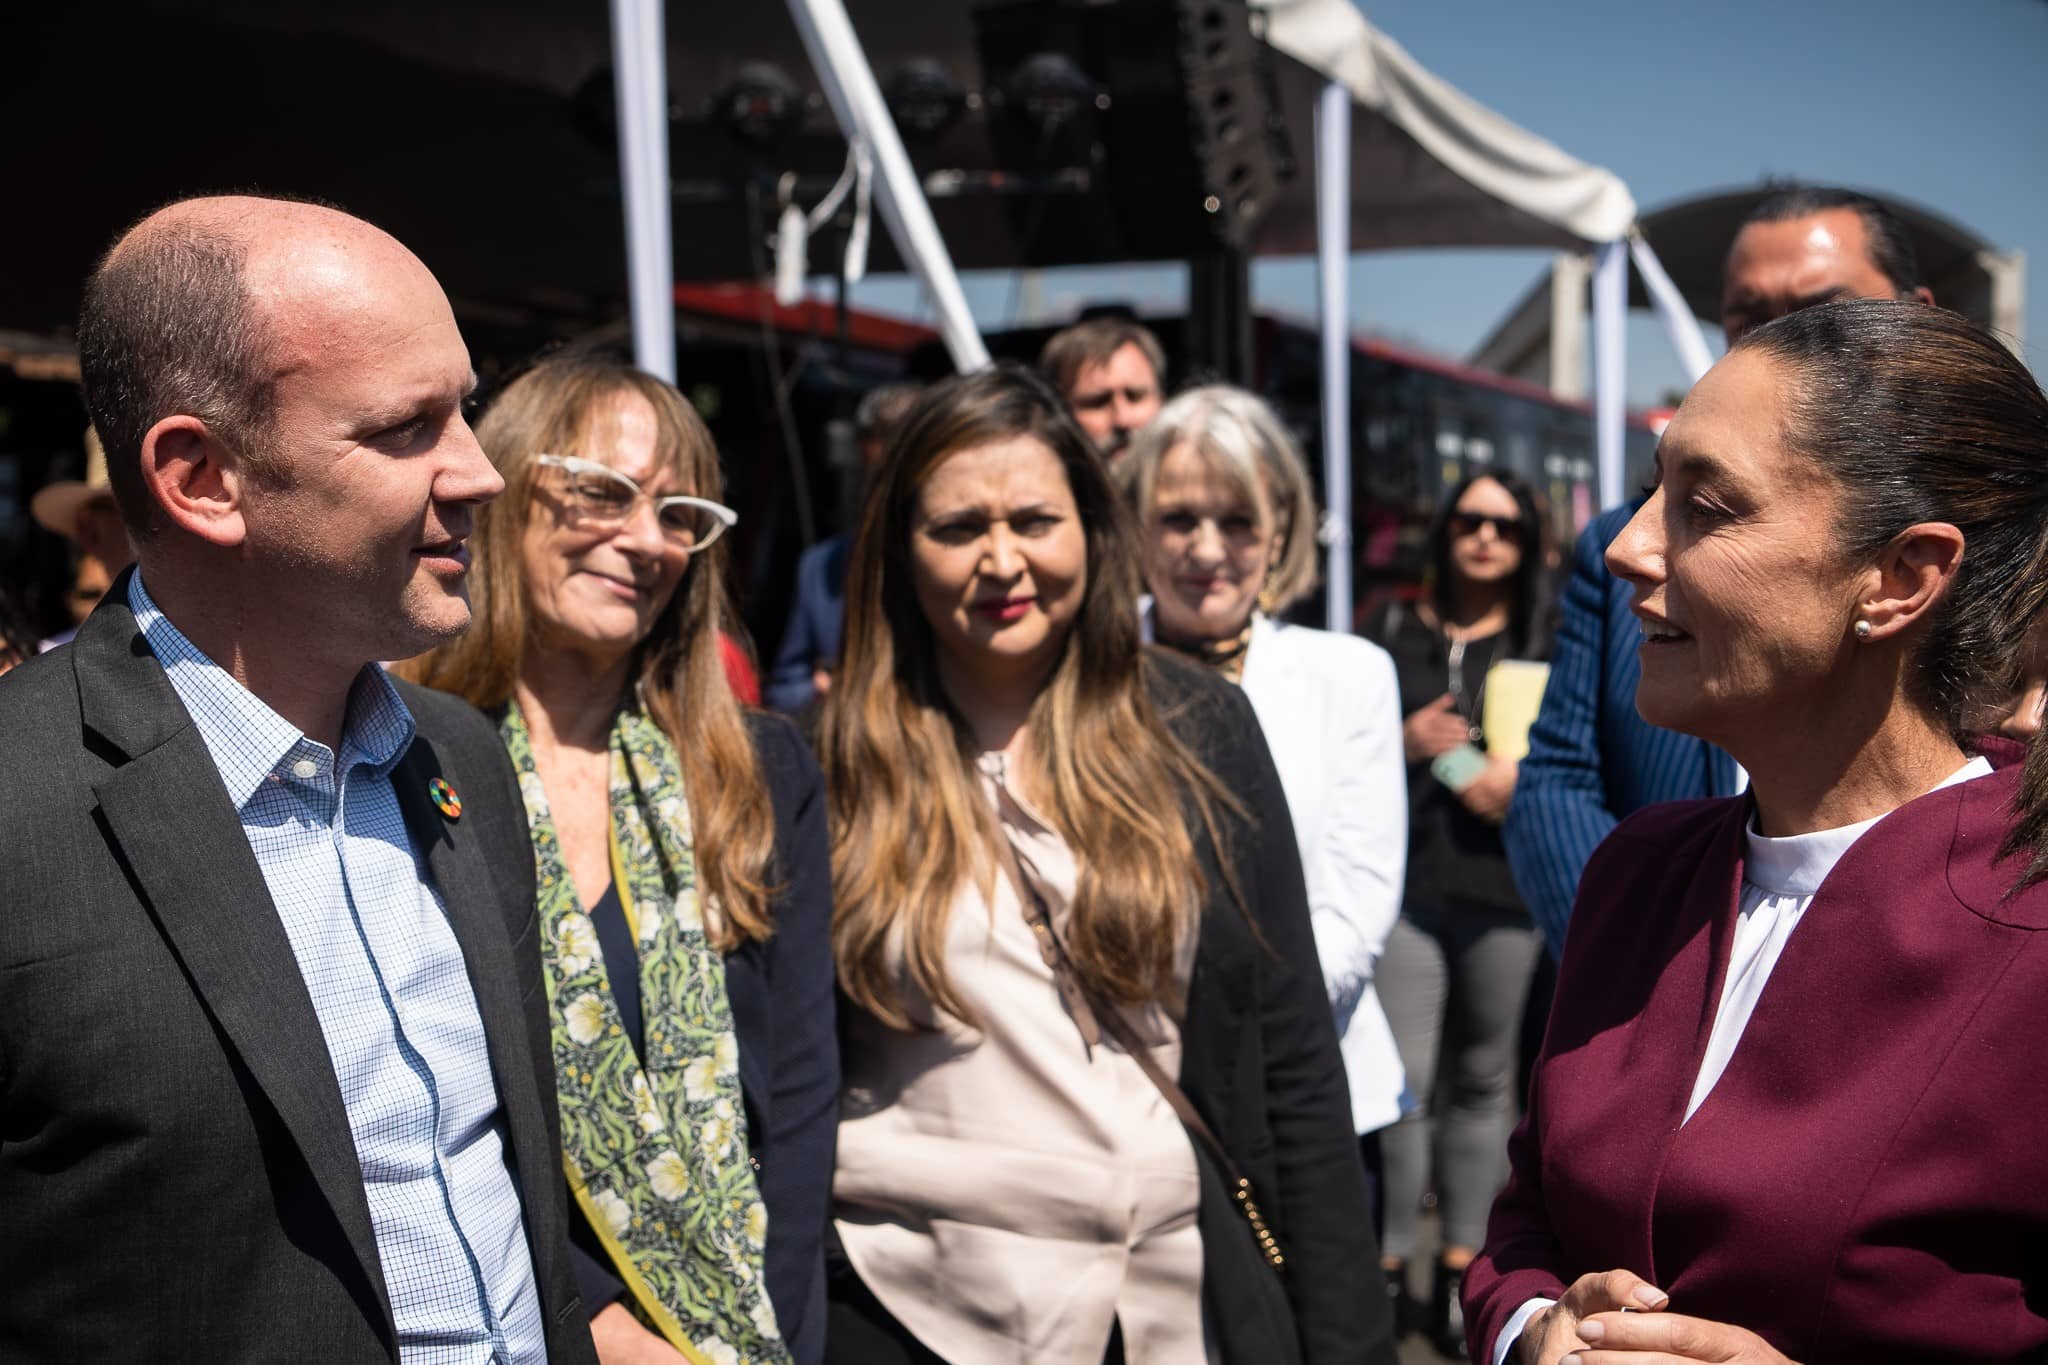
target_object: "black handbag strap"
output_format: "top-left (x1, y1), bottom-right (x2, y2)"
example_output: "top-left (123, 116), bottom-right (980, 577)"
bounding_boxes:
top-left (991, 832), bottom-right (1287, 1272)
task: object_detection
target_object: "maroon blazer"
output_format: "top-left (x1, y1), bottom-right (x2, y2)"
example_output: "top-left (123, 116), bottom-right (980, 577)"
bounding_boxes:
top-left (1465, 762), bottom-right (2048, 1364)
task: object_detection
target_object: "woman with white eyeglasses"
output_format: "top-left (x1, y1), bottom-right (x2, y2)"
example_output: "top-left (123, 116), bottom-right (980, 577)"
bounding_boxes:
top-left (405, 354), bottom-right (837, 1365)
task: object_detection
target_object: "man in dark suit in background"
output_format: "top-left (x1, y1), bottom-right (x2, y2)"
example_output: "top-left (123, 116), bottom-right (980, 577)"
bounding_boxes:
top-left (1504, 187), bottom-right (1934, 957)
top-left (0, 195), bottom-right (596, 1363)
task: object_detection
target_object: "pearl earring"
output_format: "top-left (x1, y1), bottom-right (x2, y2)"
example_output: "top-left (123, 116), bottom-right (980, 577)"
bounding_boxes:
top-left (1854, 619), bottom-right (1873, 641)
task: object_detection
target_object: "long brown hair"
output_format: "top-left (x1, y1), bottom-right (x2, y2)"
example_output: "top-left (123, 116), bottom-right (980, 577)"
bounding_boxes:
top-left (819, 364), bottom-right (1238, 1027)
top-left (402, 353), bottom-right (775, 947)
top-left (1733, 300), bottom-right (2048, 891)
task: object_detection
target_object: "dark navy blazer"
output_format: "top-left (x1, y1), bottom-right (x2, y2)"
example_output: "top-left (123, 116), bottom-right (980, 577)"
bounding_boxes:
top-left (1502, 501), bottom-right (1740, 956)
top-left (765, 535), bottom-right (850, 714)
top-left (728, 714), bottom-right (839, 1364)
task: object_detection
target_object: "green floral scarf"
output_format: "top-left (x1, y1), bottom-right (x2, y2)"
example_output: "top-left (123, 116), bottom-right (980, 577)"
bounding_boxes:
top-left (503, 701), bottom-right (788, 1365)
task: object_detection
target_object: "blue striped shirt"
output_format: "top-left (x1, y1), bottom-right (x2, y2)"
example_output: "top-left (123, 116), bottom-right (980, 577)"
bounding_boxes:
top-left (130, 572), bottom-right (547, 1364)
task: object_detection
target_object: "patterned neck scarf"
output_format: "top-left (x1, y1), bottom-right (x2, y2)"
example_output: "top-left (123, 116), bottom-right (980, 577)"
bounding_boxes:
top-left (503, 701), bottom-right (789, 1365)
top-left (1153, 614), bottom-right (1257, 684)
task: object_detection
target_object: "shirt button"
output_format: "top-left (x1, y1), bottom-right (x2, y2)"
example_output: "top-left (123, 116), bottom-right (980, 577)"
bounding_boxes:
top-left (292, 759), bottom-right (318, 780)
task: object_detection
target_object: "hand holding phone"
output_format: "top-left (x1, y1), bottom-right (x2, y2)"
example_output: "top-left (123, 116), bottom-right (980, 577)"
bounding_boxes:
top-left (1430, 742), bottom-right (1490, 793)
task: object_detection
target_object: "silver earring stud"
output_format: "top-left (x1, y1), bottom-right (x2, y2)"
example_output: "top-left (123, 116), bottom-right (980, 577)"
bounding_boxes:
top-left (1854, 619), bottom-right (1873, 641)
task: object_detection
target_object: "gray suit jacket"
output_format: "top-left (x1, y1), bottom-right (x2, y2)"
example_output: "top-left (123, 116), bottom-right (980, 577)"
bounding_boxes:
top-left (0, 574), bottom-right (595, 1364)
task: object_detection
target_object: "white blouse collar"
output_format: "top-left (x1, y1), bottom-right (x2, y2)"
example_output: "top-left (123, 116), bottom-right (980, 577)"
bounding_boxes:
top-left (1743, 755), bottom-right (1993, 898)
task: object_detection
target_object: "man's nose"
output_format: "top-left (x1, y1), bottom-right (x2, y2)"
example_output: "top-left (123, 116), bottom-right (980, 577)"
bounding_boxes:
top-left (440, 417), bottom-right (504, 505)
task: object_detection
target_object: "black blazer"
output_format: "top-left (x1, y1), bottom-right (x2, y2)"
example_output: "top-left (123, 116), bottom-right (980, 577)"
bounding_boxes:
top-left (0, 579), bottom-right (596, 1364)
top-left (730, 714), bottom-right (841, 1364)
top-left (569, 712), bottom-right (839, 1364)
top-left (1146, 652), bottom-right (1398, 1365)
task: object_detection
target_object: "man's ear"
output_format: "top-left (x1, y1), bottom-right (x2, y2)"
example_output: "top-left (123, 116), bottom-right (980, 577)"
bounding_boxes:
top-left (1908, 285), bottom-right (1937, 307)
top-left (1858, 522), bottom-right (1964, 643)
top-left (139, 416), bottom-right (249, 548)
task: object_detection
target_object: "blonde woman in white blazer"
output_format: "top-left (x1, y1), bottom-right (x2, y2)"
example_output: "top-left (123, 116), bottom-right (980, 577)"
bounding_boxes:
top-left (1119, 386), bottom-right (1410, 1142)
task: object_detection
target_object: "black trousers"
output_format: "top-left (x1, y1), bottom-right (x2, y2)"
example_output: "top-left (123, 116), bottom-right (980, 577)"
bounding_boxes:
top-left (823, 1245), bottom-right (1128, 1365)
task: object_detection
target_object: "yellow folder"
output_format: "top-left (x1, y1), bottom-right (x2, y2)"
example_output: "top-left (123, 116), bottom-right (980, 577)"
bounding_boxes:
top-left (1482, 659), bottom-right (1551, 762)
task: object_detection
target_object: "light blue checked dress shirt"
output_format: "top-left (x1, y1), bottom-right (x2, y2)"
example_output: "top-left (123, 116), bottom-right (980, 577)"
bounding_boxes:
top-left (130, 572), bottom-right (547, 1364)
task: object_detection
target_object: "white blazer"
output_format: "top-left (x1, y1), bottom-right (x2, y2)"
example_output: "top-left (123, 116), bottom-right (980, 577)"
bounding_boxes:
top-left (1141, 604), bottom-right (1411, 1133)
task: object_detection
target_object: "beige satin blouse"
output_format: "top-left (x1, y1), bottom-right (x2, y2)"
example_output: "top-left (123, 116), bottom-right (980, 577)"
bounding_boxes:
top-left (833, 752), bottom-right (1215, 1364)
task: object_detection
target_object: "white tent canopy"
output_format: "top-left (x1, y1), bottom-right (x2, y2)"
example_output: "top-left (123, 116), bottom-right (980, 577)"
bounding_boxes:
top-left (1254, 0), bottom-right (1638, 249)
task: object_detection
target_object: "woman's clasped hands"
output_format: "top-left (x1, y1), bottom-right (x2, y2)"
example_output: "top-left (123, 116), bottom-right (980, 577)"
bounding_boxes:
top-left (1522, 1270), bottom-right (1796, 1365)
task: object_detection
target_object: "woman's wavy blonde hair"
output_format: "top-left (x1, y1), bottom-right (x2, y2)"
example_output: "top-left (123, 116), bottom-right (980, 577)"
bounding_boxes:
top-left (818, 364), bottom-right (1240, 1027)
top-left (401, 353), bottom-right (775, 948)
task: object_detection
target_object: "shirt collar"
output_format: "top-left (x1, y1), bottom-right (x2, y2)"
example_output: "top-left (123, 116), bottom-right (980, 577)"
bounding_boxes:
top-left (128, 569), bottom-right (417, 809)
top-left (1744, 755), bottom-right (1993, 898)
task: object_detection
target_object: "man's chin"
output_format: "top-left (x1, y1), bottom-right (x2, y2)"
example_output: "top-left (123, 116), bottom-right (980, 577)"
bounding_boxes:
top-left (418, 603), bottom-right (476, 643)
top-left (382, 598), bottom-right (477, 663)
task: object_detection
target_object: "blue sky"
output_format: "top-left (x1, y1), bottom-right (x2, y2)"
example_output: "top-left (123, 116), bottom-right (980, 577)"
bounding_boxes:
top-left (851, 0), bottom-right (2048, 405)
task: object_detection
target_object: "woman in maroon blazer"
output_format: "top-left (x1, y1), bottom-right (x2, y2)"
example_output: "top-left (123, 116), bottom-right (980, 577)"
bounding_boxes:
top-left (1465, 300), bottom-right (2048, 1365)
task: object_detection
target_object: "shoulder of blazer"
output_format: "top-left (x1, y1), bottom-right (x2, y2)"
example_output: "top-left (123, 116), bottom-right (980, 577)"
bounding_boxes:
top-left (744, 707), bottom-right (824, 813)
top-left (1576, 796), bottom-right (1742, 910)
top-left (1141, 646), bottom-right (1261, 776)
top-left (734, 707), bottom-right (830, 961)
top-left (1, 584), bottom-right (195, 855)
top-left (390, 676), bottom-right (505, 761)
top-left (1554, 795), bottom-right (1744, 977)
top-left (1884, 764), bottom-right (2048, 930)
top-left (0, 642), bottom-right (99, 866)
top-left (0, 633), bottom-right (88, 756)
top-left (1597, 794), bottom-right (1740, 859)
top-left (1251, 618), bottom-right (1396, 687)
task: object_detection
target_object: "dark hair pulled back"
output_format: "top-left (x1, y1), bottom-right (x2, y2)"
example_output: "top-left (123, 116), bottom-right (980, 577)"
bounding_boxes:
top-left (1733, 299), bottom-right (2048, 888)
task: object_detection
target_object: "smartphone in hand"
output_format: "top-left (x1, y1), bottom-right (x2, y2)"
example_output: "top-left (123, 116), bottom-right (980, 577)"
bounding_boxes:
top-left (1430, 742), bottom-right (1489, 793)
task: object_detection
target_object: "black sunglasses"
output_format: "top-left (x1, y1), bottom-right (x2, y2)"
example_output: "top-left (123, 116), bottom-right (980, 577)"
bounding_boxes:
top-left (1447, 511), bottom-right (1526, 542)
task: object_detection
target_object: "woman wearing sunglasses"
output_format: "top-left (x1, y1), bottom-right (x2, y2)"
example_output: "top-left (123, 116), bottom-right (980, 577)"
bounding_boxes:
top-left (1365, 470), bottom-right (1550, 1355)
top-left (406, 354), bottom-right (835, 1365)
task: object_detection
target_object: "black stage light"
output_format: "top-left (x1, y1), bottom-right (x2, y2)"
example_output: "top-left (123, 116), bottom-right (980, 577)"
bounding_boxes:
top-left (713, 62), bottom-right (807, 150)
top-left (884, 59), bottom-right (969, 144)
top-left (996, 52), bottom-right (1099, 140)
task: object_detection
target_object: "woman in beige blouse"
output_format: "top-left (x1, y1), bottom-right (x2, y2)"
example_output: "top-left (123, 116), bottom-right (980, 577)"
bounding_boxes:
top-left (814, 365), bottom-right (1394, 1365)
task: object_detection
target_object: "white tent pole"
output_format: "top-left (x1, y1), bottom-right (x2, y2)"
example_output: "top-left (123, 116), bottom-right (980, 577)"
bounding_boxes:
top-left (1628, 230), bottom-right (1714, 385)
top-left (785, 0), bottom-right (989, 372)
top-left (1592, 239), bottom-right (1628, 512)
top-left (609, 0), bottom-right (677, 383)
top-left (1314, 81), bottom-right (1353, 634)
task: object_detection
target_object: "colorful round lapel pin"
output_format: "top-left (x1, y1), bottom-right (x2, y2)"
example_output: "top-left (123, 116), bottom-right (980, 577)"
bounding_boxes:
top-left (428, 776), bottom-right (463, 820)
